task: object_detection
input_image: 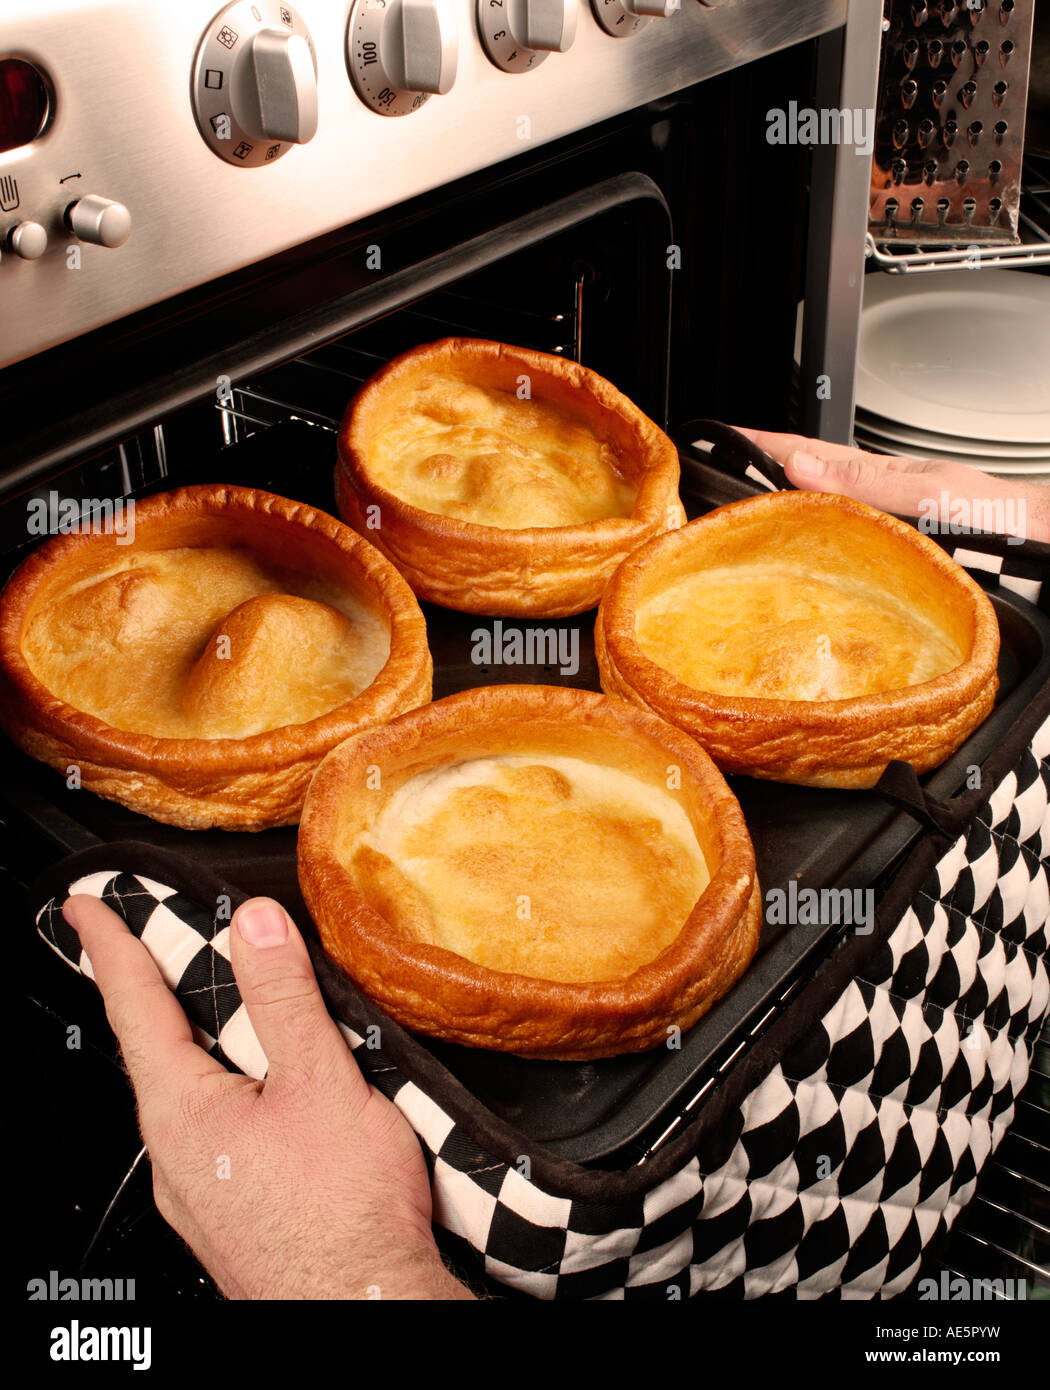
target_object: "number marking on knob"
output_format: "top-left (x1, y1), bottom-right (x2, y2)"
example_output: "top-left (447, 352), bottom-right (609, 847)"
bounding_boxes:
top-left (479, 0), bottom-right (577, 73)
top-left (347, 0), bottom-right (458, 117)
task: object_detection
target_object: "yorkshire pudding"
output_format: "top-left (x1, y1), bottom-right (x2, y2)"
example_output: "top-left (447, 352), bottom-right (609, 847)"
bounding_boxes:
top-left (0, 486), bottom-right (432, 830)
top-left (298, 684), bottom-right (761, 1060)
top-left (596, 491), bottom-right (1000, 788)
top-left (335, 338), bottom-right (686, 617)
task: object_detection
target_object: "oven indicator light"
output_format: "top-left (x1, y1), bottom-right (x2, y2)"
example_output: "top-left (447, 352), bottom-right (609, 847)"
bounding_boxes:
top-left (0, 57), bottom-right (52, 155)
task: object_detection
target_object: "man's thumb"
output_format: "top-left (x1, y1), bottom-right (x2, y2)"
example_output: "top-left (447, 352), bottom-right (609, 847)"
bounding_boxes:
top-left (229, 898), bottom-right (356, 1087)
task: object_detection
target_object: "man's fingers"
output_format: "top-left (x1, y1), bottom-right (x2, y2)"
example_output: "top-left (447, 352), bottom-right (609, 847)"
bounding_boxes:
top-left (729, 427), bottom-right (869, 467)
top-left (730, 426), bottom-right (946, 517)
top-left (781, 446), bottom-right (923, 511)
top-left (229, 898), bottom-right (367, 1098)
top-left (63, 894), bottom-right (226, 1109)
top-left (732, 426), bottom-right (1045, 538)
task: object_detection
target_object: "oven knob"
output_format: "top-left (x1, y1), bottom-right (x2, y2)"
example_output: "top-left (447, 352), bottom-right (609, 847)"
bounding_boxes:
top-left (7, 220), bottom-right (48, 260)
top-left (192, 2), bottom-right (318, 167)
top-left (592, 0), bottom-right (680, 38)
top-left (479, 0), bottom-right (577, 74)
top-left (241, 30), bottom-right (318, 142)
top-left (65, 196), bottom-right (131, 248)
top-left (347, 0), bottom-right (458, 117)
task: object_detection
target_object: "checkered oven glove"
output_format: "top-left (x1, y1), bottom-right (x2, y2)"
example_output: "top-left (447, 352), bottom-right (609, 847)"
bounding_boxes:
top-left (37, 874), bottom-right (312, 1078)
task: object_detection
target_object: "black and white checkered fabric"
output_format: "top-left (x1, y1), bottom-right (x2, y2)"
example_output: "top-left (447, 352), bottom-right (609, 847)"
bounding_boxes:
top-left (947, 544), bottom-right (1044, 608)
top-left (35, 720), bottom-right (1050, 1299)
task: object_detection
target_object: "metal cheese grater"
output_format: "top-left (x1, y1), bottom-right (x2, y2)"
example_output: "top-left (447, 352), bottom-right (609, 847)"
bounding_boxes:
top-left (870, 0), bottom-right (1036, 244)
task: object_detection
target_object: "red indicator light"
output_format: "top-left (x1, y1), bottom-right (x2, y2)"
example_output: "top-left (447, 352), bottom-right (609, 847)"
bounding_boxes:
top-left (0, 58), bottom-right (51, 155)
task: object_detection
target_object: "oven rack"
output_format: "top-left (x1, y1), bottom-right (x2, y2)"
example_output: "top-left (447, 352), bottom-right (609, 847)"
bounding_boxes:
top-left (214, 292), bottom-right (584, 447)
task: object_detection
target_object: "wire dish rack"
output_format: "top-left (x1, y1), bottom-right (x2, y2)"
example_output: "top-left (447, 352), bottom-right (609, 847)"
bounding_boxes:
top-left (867, 152), bottom-right (1050, 271)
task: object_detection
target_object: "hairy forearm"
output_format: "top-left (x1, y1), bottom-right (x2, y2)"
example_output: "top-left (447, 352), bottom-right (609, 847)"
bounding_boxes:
top-left (963, 473), bottom-right (1050, 544)
top-left (361, 1248), bottom-right (478, 1302)
top-left (1015, 481), bottom-right (1050, 544)
top-left (181, 1205), bottom-right (477, 1302)
top-left (159, 1182), bottom-right (477, 1302)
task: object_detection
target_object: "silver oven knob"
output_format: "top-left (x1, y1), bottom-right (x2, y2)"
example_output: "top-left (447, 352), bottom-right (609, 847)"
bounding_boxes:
top-left (628, 0), bottom-right (679, 14)
top-left (592, 0), bottom-right (680, 38)
top-left (479, 0), bottom-right (577, 74)
top-left (348, 0), bottom-right (458, 117)
top-left (8, 220), bottom-right (49, 259)
top-left (243, 29), bottom-right (318, 143)
top-left (66, 196), bottom-right (131, 248)
top-left (193, 2), bottom-right (317, 167)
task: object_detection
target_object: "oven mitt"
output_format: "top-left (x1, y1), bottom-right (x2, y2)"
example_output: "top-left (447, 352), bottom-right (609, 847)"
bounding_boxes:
top-left (34, 844), bottom-right (374, 1083)
top-left (28, 703), bottom-right (1050, 1298)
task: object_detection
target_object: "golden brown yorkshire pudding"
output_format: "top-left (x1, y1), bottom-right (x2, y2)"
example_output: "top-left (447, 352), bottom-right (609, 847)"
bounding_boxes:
top-left (335, 338), bottom-right (686, 617)
top-left (596, 491), bottom-right (1000, 789)
top-left (298, 684), bottom-right (761, 1060)
top-left (0, 486), bottom-right (432, 830)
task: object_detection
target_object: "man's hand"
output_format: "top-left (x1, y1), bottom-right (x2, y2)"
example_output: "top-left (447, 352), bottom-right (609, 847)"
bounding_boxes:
top-left (732, 427), bottom-right (1050, 544)
top-left (62, 893), bottom-right (473, 1301)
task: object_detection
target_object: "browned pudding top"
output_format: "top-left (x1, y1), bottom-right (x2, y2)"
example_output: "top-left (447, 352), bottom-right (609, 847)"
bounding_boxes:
top-left (364, 372), bottom-right (638, 528)
top-left (344, 753), bottom-right (709, 983)
top-left (22, 545), bottom-right (390, 738)
top-left (635, 564), bottom-right (964, 700)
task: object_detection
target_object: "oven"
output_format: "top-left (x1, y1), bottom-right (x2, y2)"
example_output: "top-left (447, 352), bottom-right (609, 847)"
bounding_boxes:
top-left (9, 0), bottom-right (1046, 1314)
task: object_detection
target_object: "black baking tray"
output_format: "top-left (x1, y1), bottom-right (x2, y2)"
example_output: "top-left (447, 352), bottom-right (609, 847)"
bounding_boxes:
top-left (6, 418), bottom-right (1050, 1165)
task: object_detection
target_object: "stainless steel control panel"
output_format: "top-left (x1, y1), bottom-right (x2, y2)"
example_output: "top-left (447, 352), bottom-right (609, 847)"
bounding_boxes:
top-left (0, 0), bottom-right (844, 367)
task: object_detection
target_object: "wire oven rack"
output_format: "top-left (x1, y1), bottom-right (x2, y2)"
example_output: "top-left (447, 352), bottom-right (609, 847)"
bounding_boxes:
top-left (211, 289), bottom-right (582, 449)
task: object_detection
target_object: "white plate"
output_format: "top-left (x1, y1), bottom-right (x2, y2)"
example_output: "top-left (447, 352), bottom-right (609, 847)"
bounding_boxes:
top-left (855, 411), bottom-right (1050, 460)
top-left (856, 270), bottom-right (1050, 444)
top-left (853, 428), bottom-right (1050, 477)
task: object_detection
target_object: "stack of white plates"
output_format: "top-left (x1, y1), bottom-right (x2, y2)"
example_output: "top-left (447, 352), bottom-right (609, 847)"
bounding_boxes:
top-left (794, 271), bottom-right (1050, 476)
top-left (853, 270), bottom-right (1050, 478)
